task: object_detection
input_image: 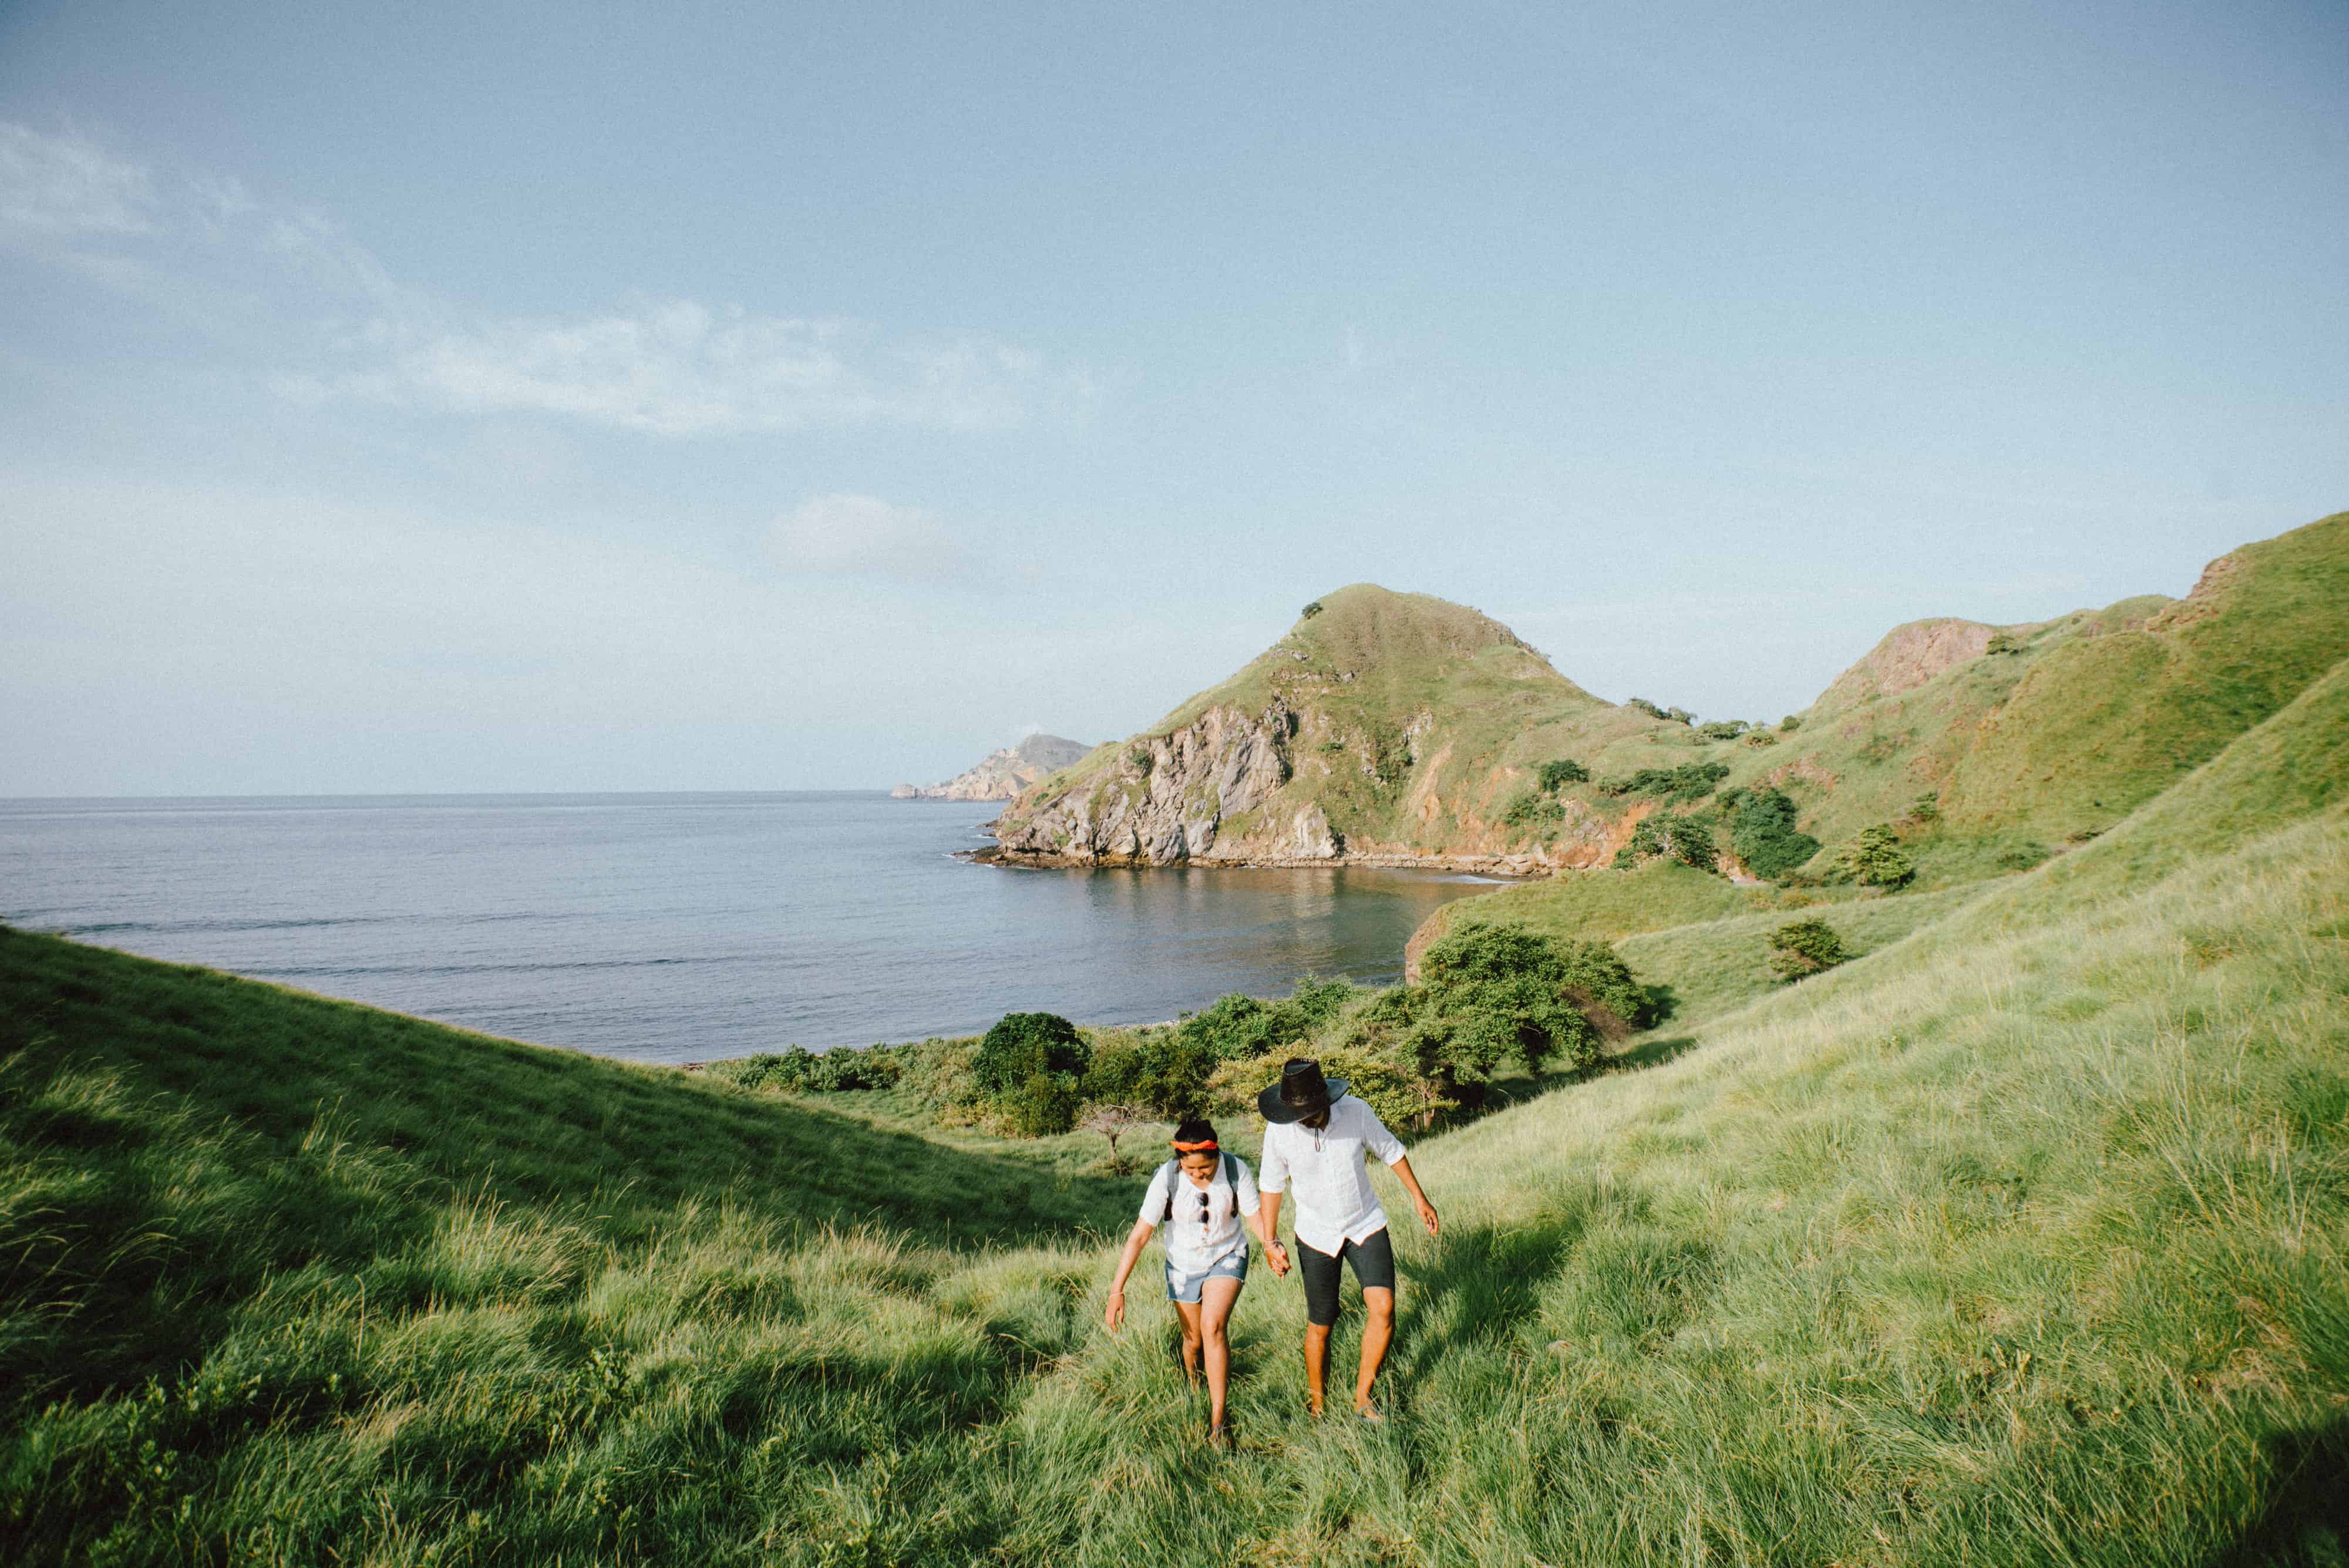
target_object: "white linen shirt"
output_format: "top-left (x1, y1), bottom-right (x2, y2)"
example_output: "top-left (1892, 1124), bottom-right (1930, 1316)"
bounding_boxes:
top-left (1139, 1154), bottom-right (1261, 1276)
top-left (1257, 1096), bottom-right (1408, 1256)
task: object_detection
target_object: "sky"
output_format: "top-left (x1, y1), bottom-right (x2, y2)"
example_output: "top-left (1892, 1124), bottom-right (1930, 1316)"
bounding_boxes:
top-left (2, 1), bottom-right (2344, 796)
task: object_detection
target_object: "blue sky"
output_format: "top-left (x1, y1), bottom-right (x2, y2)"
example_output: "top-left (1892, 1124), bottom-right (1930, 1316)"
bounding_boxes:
top-left (3, 2), bottom-right (2343, 794)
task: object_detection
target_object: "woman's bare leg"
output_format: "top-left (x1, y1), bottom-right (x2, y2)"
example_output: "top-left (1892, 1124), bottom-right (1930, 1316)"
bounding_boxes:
top-left (1171, 1298), bottom-right (1203, 1387)
top-left (1199, 1276), bottom-right (1243, 1428)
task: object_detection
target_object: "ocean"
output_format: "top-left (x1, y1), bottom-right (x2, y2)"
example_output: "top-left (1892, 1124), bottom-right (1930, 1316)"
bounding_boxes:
top-left (0, 792), bottom-right (1507, 1063)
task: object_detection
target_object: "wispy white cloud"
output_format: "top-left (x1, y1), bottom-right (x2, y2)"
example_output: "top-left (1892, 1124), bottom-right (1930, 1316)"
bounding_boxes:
top-left (305, 302), bottom-right (1062, 436)
top-left (769, 493), bottom-right (970, 582)
top-left (0, 124), bottom-right (156, 238)
top-left (3, 119), bottom-right (1085, 436)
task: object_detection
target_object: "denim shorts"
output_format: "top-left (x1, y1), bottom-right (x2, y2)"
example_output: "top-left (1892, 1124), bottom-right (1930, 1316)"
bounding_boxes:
top-left (1164, 1247), bottom-right (1249, 1303)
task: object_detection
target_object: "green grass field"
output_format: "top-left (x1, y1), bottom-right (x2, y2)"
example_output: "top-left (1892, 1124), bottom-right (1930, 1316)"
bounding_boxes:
top-left (7, 640), bottom-right (2348, 1563)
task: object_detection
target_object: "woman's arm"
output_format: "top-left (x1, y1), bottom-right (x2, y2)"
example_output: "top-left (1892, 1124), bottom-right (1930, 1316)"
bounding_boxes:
top-left (1248, 1203), bottom-right (1289, 1275)
top-left (1103, 1218), bottom-right (1156, 1329)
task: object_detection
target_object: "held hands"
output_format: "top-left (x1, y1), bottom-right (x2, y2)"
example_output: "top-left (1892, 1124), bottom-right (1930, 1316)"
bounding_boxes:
top-left (1416, 1197), bottom-right (1441, 1238)
top-left (1265, 1240), bottom-right (1290, 1278)
top-left (1103, 1288), bottom-right (1125, 1331)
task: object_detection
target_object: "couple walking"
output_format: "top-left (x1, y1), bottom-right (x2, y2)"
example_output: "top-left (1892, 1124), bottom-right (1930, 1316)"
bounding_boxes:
top-left (1103, 1058), bottom-right (1441, 1444)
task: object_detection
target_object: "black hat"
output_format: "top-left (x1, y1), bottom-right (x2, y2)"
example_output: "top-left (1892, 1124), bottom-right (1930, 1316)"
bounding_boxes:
top-left (1258, 1056), bottom-right (1348, 1124)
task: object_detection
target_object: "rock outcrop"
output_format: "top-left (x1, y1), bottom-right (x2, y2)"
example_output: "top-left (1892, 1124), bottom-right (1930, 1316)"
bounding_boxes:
top-left (893, 733), bottom-right (1096, 802)
top-left (978, 585), bottom-right (1633, 873)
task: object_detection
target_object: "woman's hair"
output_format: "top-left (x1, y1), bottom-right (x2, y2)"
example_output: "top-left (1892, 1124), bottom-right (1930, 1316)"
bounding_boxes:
top-left (1170, 1117), bottom-right (1219, 1151)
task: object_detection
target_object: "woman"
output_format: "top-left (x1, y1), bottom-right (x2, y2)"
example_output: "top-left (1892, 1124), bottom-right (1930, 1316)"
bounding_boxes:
top-left (1104, 1118), bottom-right (1290, 1445)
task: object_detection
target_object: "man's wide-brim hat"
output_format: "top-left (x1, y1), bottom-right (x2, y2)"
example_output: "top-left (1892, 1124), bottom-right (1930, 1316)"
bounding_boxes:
top-left (1259, 1056), bottom-right (1348, 1124)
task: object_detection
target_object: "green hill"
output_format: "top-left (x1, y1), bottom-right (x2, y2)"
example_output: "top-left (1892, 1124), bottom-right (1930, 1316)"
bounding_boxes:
top-left (994, 514), bottom-right (2348, 890)
top-left (6, 637), bottom-right (2348, 1561)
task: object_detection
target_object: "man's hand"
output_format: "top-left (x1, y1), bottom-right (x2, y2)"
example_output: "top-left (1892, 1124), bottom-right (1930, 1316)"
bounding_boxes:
top-left (1103, 1288), bottom-right (1126, 1331)
top-left (1415, 1196), bottom-right (1441, 1238)
top-left (1266, 1240), bottom-right (1290, 1278)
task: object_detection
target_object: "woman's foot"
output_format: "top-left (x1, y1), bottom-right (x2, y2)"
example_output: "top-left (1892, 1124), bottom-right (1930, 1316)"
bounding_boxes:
top-left (1307, 1397), bottom-right (1325, 1419)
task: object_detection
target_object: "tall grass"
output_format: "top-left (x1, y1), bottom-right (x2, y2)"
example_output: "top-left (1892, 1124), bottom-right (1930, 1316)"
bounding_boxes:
top-left (5, 656), bottom-right (2347, 1562)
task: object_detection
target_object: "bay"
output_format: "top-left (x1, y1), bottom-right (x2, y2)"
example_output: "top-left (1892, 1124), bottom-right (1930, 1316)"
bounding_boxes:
top-left (0, 792), bottom-right (1506, 1063)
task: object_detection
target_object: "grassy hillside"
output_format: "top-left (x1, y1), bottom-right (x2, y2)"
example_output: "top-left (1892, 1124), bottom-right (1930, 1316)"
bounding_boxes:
top-left (1945, 510), bottom-right (2349, 840)
top-left (6, 640), bottom-right (2348, 1563)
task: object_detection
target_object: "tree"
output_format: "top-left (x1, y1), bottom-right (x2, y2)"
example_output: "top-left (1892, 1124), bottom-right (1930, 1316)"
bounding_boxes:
top-left (1846, 825), bottom-right (1916, 889)
top-left (1410, 924), bottom-right (1620, 1100)
top-left (1768, 918), bottom-right (1847, 981)
top-left (1081, 1103), bottom-right (1147, 1173)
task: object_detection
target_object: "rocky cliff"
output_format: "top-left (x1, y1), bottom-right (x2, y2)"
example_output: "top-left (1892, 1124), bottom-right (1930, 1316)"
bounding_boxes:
top-left (893, 733), bottom-right (1098, 802)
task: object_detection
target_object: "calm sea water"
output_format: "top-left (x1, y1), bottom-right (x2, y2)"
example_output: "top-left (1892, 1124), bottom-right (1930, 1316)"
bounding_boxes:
top-left (0, 792), bottom-right (1505, 1063)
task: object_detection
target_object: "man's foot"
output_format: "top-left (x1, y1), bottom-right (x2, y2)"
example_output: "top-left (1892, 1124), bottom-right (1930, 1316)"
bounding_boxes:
top-left (1355, 1402), bottom-right (1385, 1424)
top-left (1207, 1422), bottom-right (1232, 1451)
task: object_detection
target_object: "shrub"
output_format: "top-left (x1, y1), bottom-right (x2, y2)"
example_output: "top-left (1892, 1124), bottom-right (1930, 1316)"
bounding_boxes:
top-left (1537, 758), bottom-right (1590, 790)
top-left (1408, 924), bottom-right (1620, 1098)
top-left (998, 1071), bottom-right (1082, 1136)
top-left (973, 1012), bottom-right (1090, 1133)
top-left (1695, 720), bottom-right (1749, 741)
top-left (1778, 714), bottom-right (1802, 732)
top-left (1503, 790), bottom-right (1565, 828)
top-left (1718, 787), bottom-right (1822, 880)
top-left (1909, 793), bottom-right (1942, 823)
top-left (1175, 979), bottom-right (1355, 1064)
top-left (706, 1046), bottom-right (898, 1093)
top-left (1742, 730), bottom-right (1778, 748)
top-left (1627, 697), bottom-right (1670, 721)
top-left (1301, 600), bottom-right (1325, 618)
top-left (1845, 825), bottom-right (1917, 889)
top-left (1768, 918), bottom-right (1847, 981)
top-left (1985, 629), bottom-right (2023, 655)
top-left (1596, 761), bottom-right (1730, 804)
top-left (1665, 706), bottom-right (1695, 725)
top-left (1612, 814), bottom-right (1718, 873)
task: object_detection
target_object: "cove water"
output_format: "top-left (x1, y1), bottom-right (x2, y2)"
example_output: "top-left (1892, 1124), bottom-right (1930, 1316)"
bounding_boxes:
top-left (0, 792), bottom-right (1506, 1064)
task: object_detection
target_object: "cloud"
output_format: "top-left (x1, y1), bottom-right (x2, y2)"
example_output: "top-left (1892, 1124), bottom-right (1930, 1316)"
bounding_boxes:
top-left (317, 301), bottom-right (1061, 436)
top-left (0, 124), bottom-right (156, 238)
top-left (4, 119), bottom-right (1085, 436)
top-left (769, 493), bottom-right (970, 582)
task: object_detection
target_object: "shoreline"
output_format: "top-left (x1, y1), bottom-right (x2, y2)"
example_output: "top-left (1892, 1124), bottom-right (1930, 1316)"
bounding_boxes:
top-left (960, 844), bottom-right (1548, 879)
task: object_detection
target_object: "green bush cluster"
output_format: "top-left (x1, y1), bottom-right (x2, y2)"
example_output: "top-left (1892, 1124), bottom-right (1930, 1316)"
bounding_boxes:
top-left (1598, 761), bottom-right (1731, 804)
top-left (1778, 714), bottom-right (1803, 731)
top-left (1611, 813), bottom-right (1718, 872)
top-left (1318, 925), bottom-right (1645, 1113)
top-left (972, 1012), bottom-right (1093, 1134)
top-left (1840, 825), bottom-right (1918, 889)
top-left (705, 1045), bottom-right (901, 1093)
top-left (1537, 758), bottom-right (1591, 790)
top-left (1627, 697), bottom-right (1670, 721)
top-left (1718, 787), bottom-right (1823, 880)
top-left (1767, 917), bottom-right (1849, 981)
top-left (1502, 790), bottom-right (1565, 827)
top-left (1695, 719), bottom-right (1749, 741)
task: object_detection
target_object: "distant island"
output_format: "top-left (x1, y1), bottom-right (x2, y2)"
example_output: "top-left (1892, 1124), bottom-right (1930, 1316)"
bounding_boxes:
top-left (892, 732), bottom-right (1098, 801)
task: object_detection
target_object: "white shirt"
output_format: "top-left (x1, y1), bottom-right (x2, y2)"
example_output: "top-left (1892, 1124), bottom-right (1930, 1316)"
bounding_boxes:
top-left (1139, 1153), bottom-right (1261, 1275)
top-left (1257, 1096), bottom-right (1408, 1256)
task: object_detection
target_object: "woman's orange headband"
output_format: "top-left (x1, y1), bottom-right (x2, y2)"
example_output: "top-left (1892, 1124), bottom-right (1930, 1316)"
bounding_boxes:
top-left (1170, 1136), bottom-right (1218, 1153)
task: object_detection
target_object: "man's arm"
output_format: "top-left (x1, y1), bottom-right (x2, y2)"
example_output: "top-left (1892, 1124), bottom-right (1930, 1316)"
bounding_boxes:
top-left (1389, 1155), bottom-right (1439, 1237)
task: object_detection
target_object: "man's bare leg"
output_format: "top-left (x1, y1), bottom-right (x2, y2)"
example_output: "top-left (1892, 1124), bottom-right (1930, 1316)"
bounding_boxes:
top-left (1303, 1321), bottom-right (1331, 1415)
top-left (1354, 1287), bottom-right (1395, 1416)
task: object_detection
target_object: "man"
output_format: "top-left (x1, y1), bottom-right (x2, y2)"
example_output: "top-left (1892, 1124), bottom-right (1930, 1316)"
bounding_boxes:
top-left (1256, 1056), bottom-right (1440, 1422)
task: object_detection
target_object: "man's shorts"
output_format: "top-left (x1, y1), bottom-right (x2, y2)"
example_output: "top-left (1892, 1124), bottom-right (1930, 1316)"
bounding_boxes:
top-left (1165, 1247), bottom-right (1249, 1304)
top-left (1295, 1228), bottom-right (1397, 1327)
